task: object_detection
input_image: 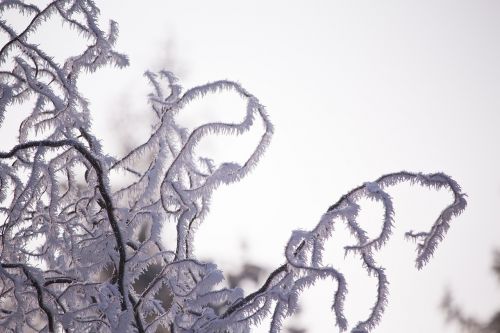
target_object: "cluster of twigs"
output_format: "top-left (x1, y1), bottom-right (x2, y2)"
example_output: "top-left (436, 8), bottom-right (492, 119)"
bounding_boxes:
top-left (0, 1), bottom-right (466, 332)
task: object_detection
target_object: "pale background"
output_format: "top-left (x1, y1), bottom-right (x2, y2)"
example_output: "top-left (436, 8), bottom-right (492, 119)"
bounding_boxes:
top-left (1, 1), bottom-right (500, 332)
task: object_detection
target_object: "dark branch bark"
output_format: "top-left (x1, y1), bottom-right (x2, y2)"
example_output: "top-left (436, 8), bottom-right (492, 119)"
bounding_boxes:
top-left (0, 139), bottom-right (129, 310)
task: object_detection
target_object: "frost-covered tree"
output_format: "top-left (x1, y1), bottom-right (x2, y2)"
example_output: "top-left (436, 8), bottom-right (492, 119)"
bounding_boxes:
top-left (0, 1), bottom-right (467, 332)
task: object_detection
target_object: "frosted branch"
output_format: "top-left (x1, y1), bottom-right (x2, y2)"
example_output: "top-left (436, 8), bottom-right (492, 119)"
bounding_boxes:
top-left (0, 2), bottom-right (466, 333)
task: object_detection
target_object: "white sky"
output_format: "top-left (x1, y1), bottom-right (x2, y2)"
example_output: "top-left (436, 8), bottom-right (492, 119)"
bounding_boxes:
top-left (2, 1), bottom-right (500, 332)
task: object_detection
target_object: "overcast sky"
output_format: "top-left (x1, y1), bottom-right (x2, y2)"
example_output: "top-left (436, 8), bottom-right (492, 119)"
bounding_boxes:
top-left (2, 1), bottom-right (500, 332)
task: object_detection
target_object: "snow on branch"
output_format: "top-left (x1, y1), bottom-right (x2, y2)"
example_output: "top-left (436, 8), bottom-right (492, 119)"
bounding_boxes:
top-left (0, 1), bottom-right (466, 332)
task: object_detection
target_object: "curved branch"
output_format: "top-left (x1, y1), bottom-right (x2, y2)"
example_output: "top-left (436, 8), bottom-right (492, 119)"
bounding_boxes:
top-left (0, 139), bottom-right (129, 310)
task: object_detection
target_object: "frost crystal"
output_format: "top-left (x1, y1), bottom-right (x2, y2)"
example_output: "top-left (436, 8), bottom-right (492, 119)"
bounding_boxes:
top-left (0, 1), bottom-right (466, 332)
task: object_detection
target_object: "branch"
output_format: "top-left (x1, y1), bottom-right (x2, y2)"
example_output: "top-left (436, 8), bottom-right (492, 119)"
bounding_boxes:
top-left (0, 139), bottom-right (129, 310)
